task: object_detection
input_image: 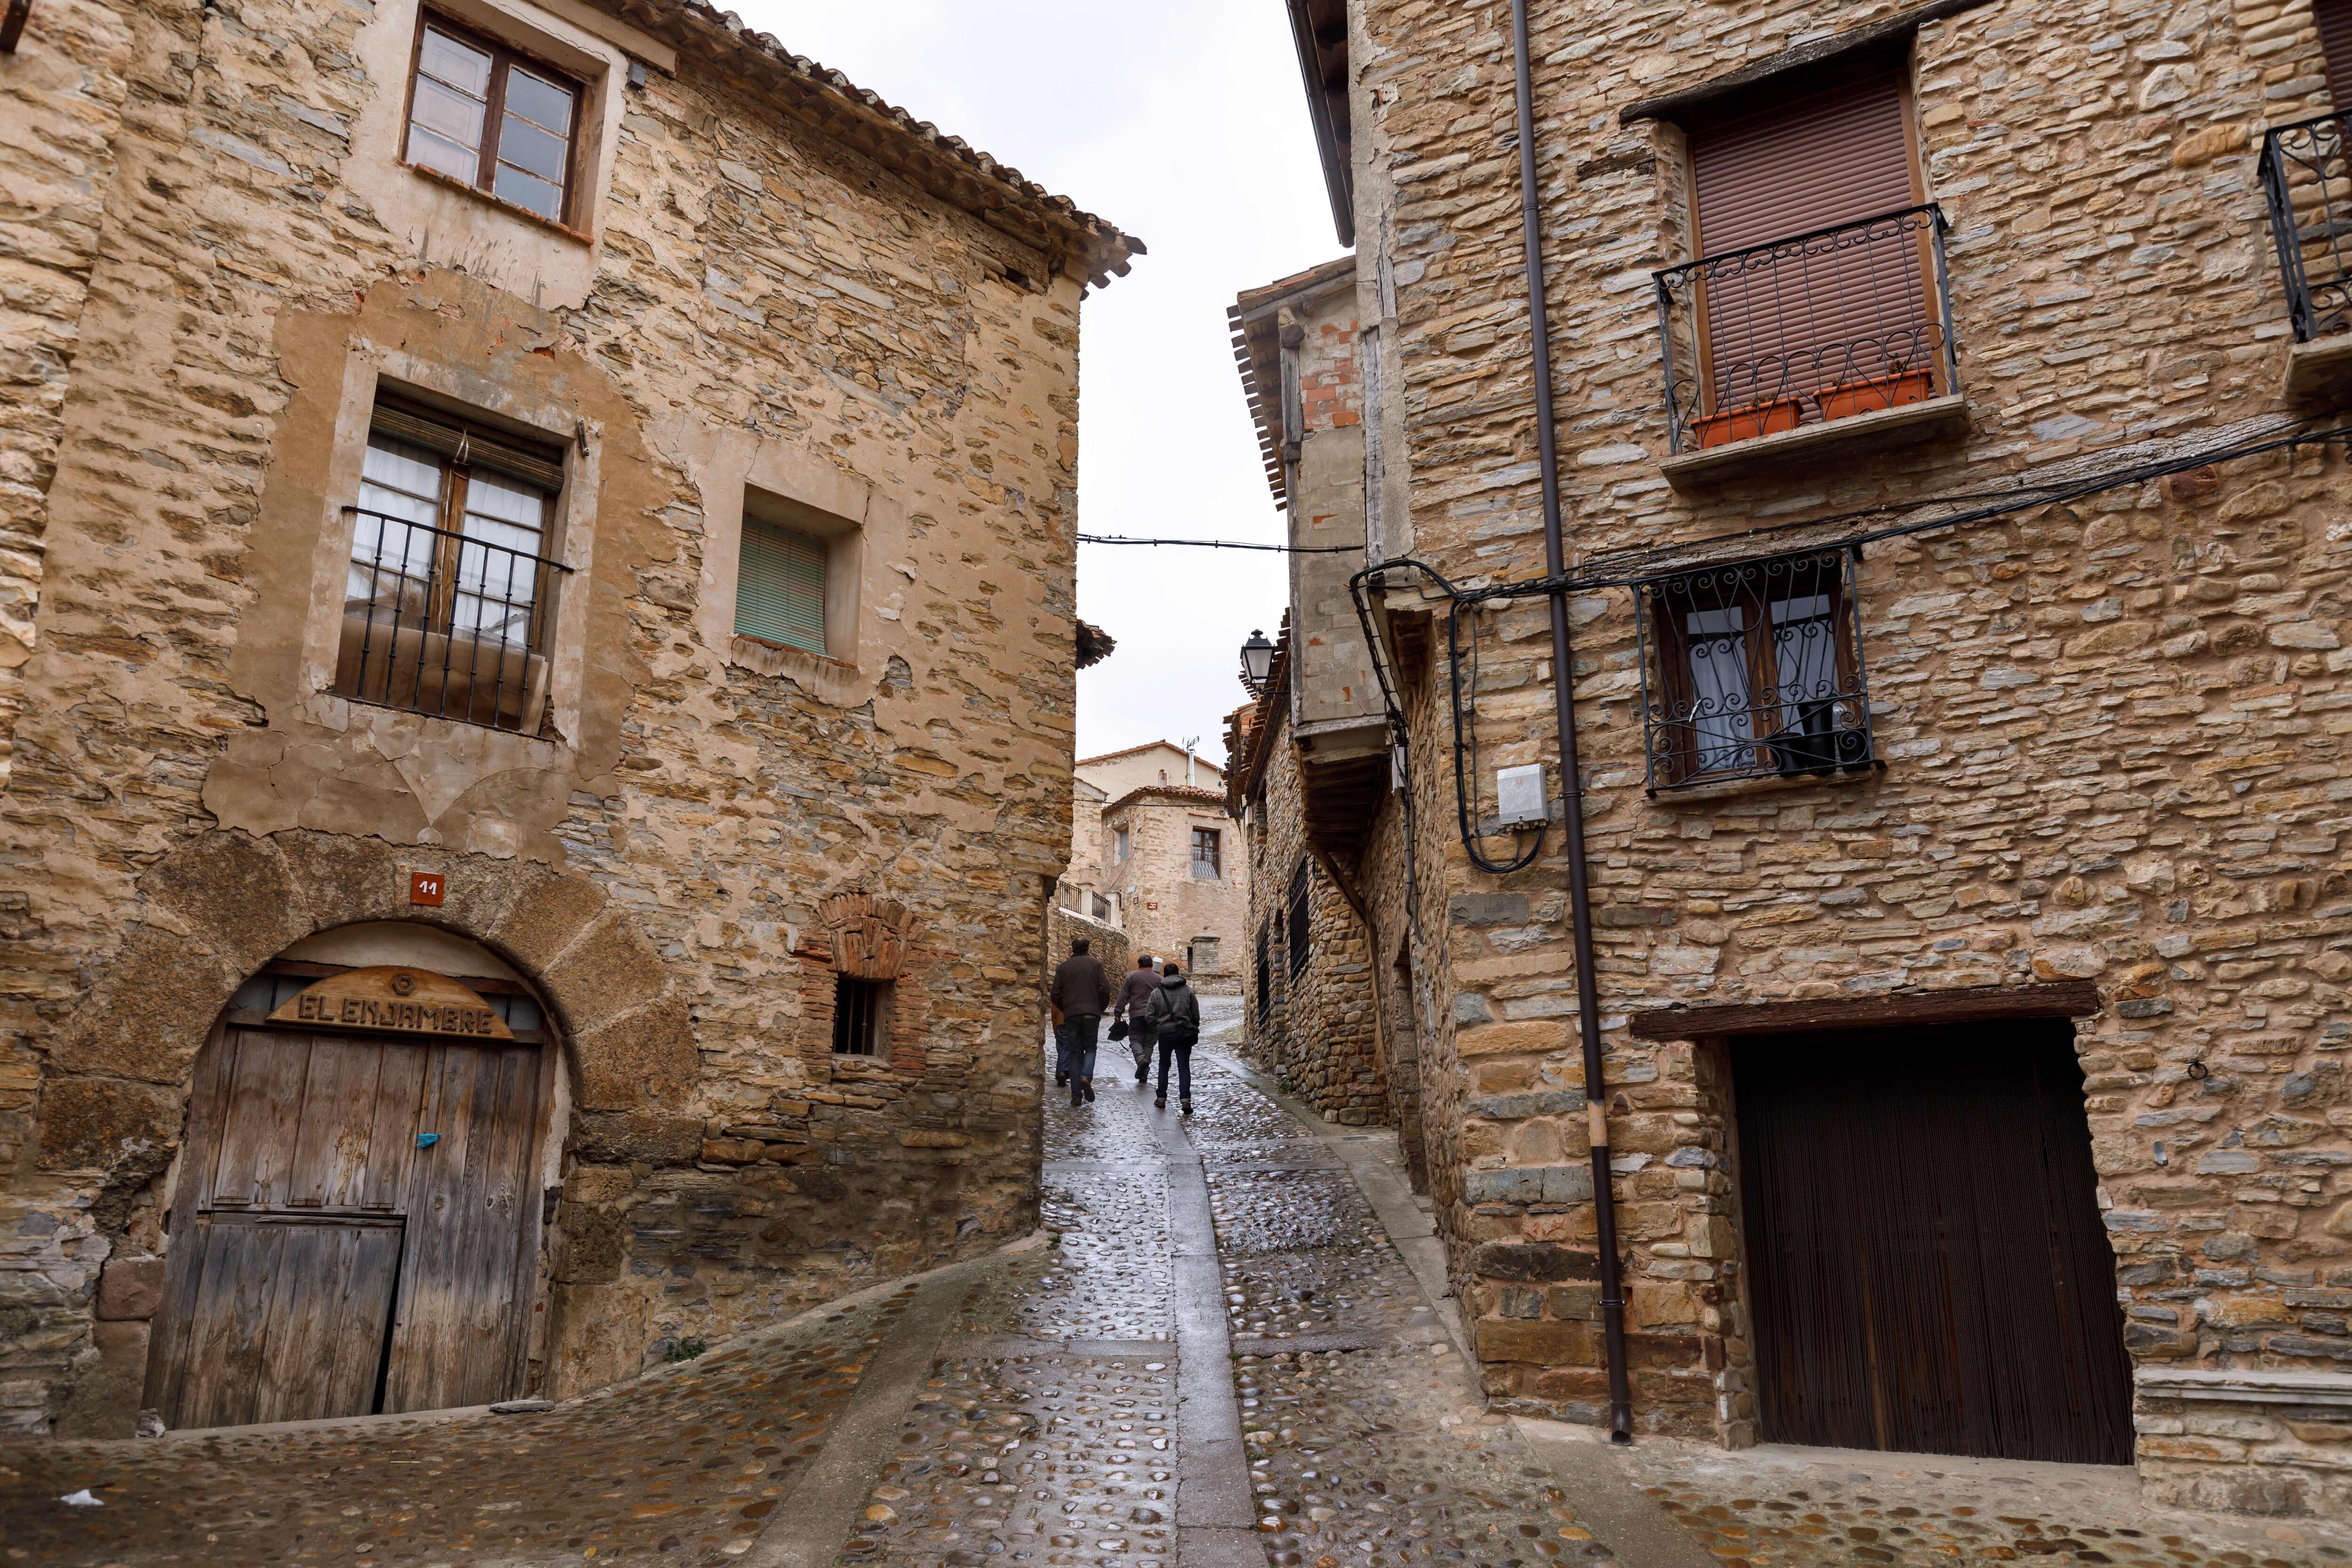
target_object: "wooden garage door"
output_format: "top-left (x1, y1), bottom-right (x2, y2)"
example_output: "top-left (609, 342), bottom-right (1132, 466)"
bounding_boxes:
top-left (147, 1016), bottom-right (544, 1429)
top-left (1732, 1021), bottom-right (2133, 1465)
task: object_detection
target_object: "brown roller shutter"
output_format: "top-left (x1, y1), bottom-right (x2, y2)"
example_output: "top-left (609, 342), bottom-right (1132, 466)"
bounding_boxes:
top-left (1687, 71), bottom-right (1936, 419)
top-left (2320, 0), bottom-right (2352, 108)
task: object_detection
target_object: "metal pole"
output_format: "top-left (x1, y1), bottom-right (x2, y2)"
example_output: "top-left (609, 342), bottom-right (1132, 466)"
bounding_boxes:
top-left (1509, 0), bottom-right (1634, 1442)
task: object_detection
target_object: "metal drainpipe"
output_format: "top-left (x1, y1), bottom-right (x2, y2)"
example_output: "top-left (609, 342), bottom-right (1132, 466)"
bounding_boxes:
top-left (1508, 0), bottom-right (1634, 1443)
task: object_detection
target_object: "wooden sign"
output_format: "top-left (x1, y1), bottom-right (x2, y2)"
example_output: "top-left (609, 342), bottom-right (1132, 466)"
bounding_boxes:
top-left (269, 967), bottom-right (514, 1040)
top-left (411, 871), bottom-right (445, 907)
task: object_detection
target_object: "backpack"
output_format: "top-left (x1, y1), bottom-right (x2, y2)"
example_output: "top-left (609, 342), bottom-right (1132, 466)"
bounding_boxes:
top-left (1153, 987), bottom-right (1200, 1049)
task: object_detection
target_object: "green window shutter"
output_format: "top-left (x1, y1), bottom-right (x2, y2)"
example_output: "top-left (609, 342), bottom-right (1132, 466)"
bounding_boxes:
top-left (736, 517), bottom-right (827, 654)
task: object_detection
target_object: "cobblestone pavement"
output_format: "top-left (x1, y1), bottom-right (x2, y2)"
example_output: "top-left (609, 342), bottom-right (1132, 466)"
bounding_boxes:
top-left (6, 992), bottom-right (2351, 1567)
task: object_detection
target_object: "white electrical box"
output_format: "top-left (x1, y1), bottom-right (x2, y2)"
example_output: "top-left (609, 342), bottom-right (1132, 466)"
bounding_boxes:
top-left (1495, 764), bottom-right (1547, 827)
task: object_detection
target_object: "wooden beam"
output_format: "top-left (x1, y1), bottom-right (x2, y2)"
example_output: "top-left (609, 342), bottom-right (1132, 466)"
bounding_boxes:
top-left (1625, 979), bottom-right (2102, 1041)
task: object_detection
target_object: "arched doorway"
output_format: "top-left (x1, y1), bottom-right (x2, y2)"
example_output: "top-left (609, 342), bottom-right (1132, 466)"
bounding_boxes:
top-left (142, 924), bottom-right (562, 1430)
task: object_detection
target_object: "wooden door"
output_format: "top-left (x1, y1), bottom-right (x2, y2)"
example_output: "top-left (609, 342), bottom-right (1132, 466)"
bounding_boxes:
top-left (1732, 1021), bottom-right (2134, 1465)
top-left (148, 1019), bottom-right (545, 1428)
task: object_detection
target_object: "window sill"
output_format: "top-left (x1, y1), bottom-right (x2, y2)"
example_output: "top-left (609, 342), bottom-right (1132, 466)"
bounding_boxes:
top-left (1647, 759), bottom-right (1883, 806)
top-left (728, 634), bottom-right (858, 678)
top-left (1660, 394), bottom-right (1969, 492)
top-left (405, 161), bottom-right (595, 247)
top-left (2285, 330), bottom-right (2352, 404)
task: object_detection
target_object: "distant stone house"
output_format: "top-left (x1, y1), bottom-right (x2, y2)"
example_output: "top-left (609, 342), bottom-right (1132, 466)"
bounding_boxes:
top-left (0, 0), bottom-right (1135, 1437)
top-left (1251, 0), bottom-right (2352, 1517)
top-left (1073, 742), bottom-right (1246, 978)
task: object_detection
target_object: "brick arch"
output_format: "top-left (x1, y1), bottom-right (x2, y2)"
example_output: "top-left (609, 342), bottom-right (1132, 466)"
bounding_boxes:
top-left (36, 828), bottom-right (694, 1183)
top-left (792, 893), bottom-right (932, 1075)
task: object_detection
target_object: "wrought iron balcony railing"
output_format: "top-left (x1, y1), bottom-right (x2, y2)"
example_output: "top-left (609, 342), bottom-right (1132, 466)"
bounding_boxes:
top-left (2261, 111), bottom-right (2352, 343)
top-left (1654, 203), bottom-right (1958, 455)
top-left (335, 506), bottom-right (569, 734)
top-left (1634, 546), bottom-right (1875, 793)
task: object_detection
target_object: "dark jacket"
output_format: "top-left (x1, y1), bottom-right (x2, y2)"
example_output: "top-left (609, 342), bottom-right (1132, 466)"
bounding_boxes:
top-left (1113, 967), bottom-right (1161, 1023)
top-left (1050, 952), bottom-right (1112, 1018)
top-left (1144, 976), bottom-right (1200, 1033)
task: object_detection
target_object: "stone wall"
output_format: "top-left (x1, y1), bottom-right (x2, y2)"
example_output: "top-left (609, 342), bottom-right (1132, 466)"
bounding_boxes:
top-left (1330, 0), bottom-right (2352, 1504)
top-left (0, 0), bottom-right (1131, 1435)
top-left (1236, 677), bottom-right (1391, 1124)
top-left (1047, 906), bottom-right (1130, 1003)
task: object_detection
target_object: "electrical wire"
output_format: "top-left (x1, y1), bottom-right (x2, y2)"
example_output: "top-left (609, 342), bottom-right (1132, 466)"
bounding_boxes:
top-left (1076, 533), bottom-right (1362, 553)
top-left (1344, 413), bottom-right (2352, 881)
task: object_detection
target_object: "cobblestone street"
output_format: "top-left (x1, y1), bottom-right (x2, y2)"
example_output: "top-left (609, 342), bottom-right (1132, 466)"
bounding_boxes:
top-left (6, 995), bottom-right (2350, 1568)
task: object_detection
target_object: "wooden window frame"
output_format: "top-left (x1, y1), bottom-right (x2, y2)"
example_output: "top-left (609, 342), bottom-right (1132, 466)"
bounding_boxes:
top-left (1643, 550), bottom-right (1866, 791)
top-left (1191, 826), bottom-right (1222, 879)
top-left (401, 8), bottom-right (588, 230)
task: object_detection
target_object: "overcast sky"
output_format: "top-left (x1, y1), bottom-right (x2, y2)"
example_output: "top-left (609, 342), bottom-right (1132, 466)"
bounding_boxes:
top-left (740, 1), bottom-right (1342, 765)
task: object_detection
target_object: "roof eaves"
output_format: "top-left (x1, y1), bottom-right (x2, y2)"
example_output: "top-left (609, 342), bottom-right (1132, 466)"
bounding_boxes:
top-left (601, 0), bottom-right (1145, 288)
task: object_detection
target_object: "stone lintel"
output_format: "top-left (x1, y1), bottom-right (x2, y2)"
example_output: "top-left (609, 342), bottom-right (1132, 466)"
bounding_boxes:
top-left (2135, 1366), bottom-right (2352, 1410)
top-left (2285, 331), bottom-right (2352, 404)
top-left (1626, 979), bottom-right (2101, 1041)
top-left (1619, 0), bottom-right (1997, 127)
top-left (1659, 394), bottom-right (1970, 493)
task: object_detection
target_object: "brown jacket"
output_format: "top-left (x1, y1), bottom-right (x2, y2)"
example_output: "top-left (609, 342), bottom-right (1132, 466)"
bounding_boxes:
top-left (1050, 952), bottom-right (1112, 1018)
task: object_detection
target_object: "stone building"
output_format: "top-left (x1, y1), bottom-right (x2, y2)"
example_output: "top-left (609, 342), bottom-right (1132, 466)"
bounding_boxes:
top-left (1075, 742), bottom-right (1246, 977)
top-left (0, 0), bottom-right (1135, 1437)
top-left (1255, 0), bottom-right (2352, 1515)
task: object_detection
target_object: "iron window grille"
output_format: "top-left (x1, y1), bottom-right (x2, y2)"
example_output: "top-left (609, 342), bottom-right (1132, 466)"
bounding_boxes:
top-left (1635, 546), bottom-right (1875, 794)
top-left (1191, 827), bottom-right (1222, 879)
top-left (833, 975), bottom-right (888, 1055)
top-left (403, 10), bottom-right (585, 226)
top-left (1654, 203), bottom-right (1957, 455)
top-left (339, 409), bottom-right (570, 734)
top-left (1287, 860), bottom-right (1313, 979)
top-left (2260, 111), bottom-right (2352, 343)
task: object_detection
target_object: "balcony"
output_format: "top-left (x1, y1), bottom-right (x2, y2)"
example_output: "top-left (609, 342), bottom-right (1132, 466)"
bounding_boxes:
top-left (1653, 204), bottom-right (1966, 488)
top-left (335, 506), bottom-right (567, 733)
top-left (2261, 111), bottom-right (2352, 401)
top-left (1634, 546), bottom-right (1877, 796)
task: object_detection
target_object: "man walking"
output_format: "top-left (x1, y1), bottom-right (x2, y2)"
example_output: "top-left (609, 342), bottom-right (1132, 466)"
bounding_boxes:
top-left (1049, 935), bottom-right (1112, 1106)
top-left (1113, 953), bottom-right (1160, 1086)
top-left (1144, 960), bottom-right (1202, 1115)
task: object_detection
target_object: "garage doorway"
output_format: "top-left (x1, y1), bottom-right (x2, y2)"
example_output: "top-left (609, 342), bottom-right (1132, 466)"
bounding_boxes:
top-left (1732, 1020), bottom-right (2133, 1464)
top-left (144, 945), bottom-right (556, 1430)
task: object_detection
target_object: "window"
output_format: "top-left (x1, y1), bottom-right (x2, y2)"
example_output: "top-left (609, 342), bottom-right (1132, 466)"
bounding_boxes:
top-left (1091, 893), bottom-right (1112, 922)
top-left (339, 397), bottom-right (566, 732)
top-left (1191, 827), bottom-right (1222, 880)
top-left (1287, 860), bottom-right (1313, 980)
top-left (833, 975), bottom-right (890, 1056)
top-left (404, 12), bottom-right (583, 225)
top-left (1658, 67), bottom-right (1951, 452)
top-left (735, 515), bottom-right (828, 655)
top-left (1113, 827), bottom-right (1130, 863)
top-left (1255, 923), bottom-right (1271, 1020)
top-left (1637, 547), bottom-right (1872, 792)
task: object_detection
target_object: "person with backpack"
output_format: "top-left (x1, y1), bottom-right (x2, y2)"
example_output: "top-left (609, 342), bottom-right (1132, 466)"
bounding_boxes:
top-left (1112, 953), bottom-right (1160, 1086)
top-left (1144, 960), bottom-right (1202, 1114)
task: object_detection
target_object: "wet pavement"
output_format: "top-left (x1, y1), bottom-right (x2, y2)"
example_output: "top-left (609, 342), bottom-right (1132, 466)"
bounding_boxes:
top-left (7, 992), bottom-right (2351, 1567)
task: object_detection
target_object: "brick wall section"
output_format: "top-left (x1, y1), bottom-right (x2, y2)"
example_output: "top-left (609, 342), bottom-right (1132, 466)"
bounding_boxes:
top-left (1336, 0), bottom-right (2352, 1504)
top-left (0, 0), bottom-right (1131, 1434)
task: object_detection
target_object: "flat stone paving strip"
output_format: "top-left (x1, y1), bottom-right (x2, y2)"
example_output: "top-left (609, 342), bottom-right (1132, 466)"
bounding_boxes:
top-left (0, 1289), bottom-right (904, 1566)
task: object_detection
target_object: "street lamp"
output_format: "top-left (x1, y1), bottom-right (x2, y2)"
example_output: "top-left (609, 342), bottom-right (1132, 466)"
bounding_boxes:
top-left (1239, 629), bottom-right (1275, 691)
